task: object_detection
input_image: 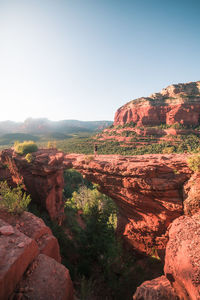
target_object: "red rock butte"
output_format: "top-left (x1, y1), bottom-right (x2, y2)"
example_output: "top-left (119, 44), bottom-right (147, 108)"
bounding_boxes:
top-left (114, 81), bottom-right (200, 126)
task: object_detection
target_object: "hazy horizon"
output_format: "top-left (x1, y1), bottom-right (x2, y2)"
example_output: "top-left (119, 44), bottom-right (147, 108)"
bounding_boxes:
top-left (0, 117), bottom-right (113, 123)
top-left (0, 0), bottom-right (199, 122)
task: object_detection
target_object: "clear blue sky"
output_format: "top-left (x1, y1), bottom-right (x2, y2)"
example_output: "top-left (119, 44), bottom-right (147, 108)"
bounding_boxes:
top-left (0, 0), bottom-right (199, 122)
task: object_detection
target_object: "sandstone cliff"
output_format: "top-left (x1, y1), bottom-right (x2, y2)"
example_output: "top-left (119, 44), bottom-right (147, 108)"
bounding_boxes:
top-left (0, 148), bottom-right (65, 222)
top-left (0, 149), bottom-right (194, 255)
top-left (0, 148), bottom-right (200, 299)
top-left (114, 81), bottom-right (200, 127)
top-left (133, 211), bottom-right (200, 300)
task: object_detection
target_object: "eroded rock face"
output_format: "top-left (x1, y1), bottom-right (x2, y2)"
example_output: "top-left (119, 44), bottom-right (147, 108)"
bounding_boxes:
top-left (183, 172), bottom-right (200, 216)
top-left (164, 213), bottom-right (200, 300)
top-left (17, 254), bottom-right (74, 300)
top-left (0, 211), bottom-right (73, 300)
top-left (0, 149), bottom-right (194, 256)
top-left (114, 81), bottom-right (200, 126)
top-left (0, 149), bottom-right (65, 221)
top-left (64, 153), bottom-right (191, 255)
top-left (133, 275), bottom-right (177, 300)
top-left (0, 210), bottom-right (61, 262)
top-left (0, 217), bottom-right (39, 300)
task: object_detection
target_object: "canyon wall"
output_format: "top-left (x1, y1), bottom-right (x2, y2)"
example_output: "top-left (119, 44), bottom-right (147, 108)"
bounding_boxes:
top-left (0, 149), bottom-right (194, 255)
top-left (65, 153), bottom-right (192, 255)
top-left (0, 148), bottom-right (65, 222)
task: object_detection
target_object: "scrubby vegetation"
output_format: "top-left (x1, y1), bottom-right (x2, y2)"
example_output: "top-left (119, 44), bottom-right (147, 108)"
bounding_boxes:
top-left (54, 133), bottom-right (200, 156)
top-left (187, 154), bottom-right (200, 172)
top-left (14, 140), bottom-right (38, 155)
top-left (25, 153), bottom-right (33, 163)
top-left (0, 181), bottom-right (31, 214)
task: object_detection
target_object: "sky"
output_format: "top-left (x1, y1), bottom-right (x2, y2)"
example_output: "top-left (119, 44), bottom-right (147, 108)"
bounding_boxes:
top-left (0, 0), bottom-right (199, 122)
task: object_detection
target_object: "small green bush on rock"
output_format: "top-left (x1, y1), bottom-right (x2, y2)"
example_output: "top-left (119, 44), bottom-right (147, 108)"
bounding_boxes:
top-left (14, 140), bottom-right (38, 155)
top-left (25, 153), bottom-right (33, 163)
top-left (0, 181), bottom-right (31, 214)
top-left (187, 154), bottom-right (200, 172)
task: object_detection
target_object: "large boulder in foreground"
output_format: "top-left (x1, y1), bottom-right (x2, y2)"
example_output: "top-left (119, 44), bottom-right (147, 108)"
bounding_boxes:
top-left (114, 81), bottom-right (200, 127)
top-left (0, 218), bottom-right (38, 300)
top-left (164, 213), bottom-right (200, 300)
top-left (16, 254), bottom-right (73, 300)
top-left (0, 210), bottom-right (73, 300)
top-left (0, 210), bottom-right (61, 262)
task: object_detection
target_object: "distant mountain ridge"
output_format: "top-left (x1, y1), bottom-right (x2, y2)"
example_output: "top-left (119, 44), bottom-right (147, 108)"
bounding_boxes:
top-left (0, 118), bottom-right (113, 136)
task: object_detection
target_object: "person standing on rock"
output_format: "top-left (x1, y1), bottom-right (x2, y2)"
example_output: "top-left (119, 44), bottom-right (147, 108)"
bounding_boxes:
top-left (94, 144), bottom-right (98, 156)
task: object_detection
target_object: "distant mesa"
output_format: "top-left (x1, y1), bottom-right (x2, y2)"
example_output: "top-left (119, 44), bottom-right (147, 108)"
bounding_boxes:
top-left (114, 81), bottom-right (200, 127)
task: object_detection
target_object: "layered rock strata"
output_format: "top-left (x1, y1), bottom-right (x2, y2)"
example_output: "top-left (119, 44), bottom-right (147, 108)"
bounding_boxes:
top-left (0, 149), bottom-right (194, 255)
top-left (114, 81), bottom-right (200, 127)
top-left (0, 148), bottom-right (65, 221)
top-left (64, 153), bottom-right (192, 255)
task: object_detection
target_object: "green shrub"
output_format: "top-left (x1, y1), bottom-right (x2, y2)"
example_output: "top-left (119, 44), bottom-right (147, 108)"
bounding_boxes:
top-left (0, 181), bottom-right (31, 214)
top-left (25, 153), bottom-right (33, 163)
top-left (187, 154), bottom-right (200, 172)
top-left (14, 140), bottom-right (38, 155)
top-left (47, 140), bottom-right (57, 149)
top-left (162, 146), bottom-right (175, 154)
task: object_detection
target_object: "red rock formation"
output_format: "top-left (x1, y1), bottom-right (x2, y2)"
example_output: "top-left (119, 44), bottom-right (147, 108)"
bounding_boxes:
top-left (114, 81), bottom-right (200, 127)
top-left (64, 153), bottom-right (192, 255)
top-left (0, 149), bottom-right (195, 256)
top-left (133, 276), bottom-right (177, 300)
top-left (0, 148), bottom-right (65, 221)
top-left (0, 210), bottom-right (61, 262)
top-left (17, 254), bottom-right (73, 300)
top-left (0, 210), bottom-right (74, 300)
top-left (183, 172), bottom-right (200, 216)
top-left (0, 217), bottom-right (38, 300)
top-left (164, 213), bottom-right (200, 300)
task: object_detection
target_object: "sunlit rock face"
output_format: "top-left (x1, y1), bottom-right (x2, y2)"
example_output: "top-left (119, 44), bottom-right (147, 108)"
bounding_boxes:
top-left (0, 210), bottom-right (74, 300)
top-left (133, 212), bottom-right (200, 300)
top-left (0, 149), bottom-right (195, 256)
top-left (0, 149), bottom-right (65, 222)
top-left (164, 213), bottom-right (200, 300)
top-left (64, 153), bottom-right (192, 255)
top-left (114, 81), bottom-right (200, 127)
